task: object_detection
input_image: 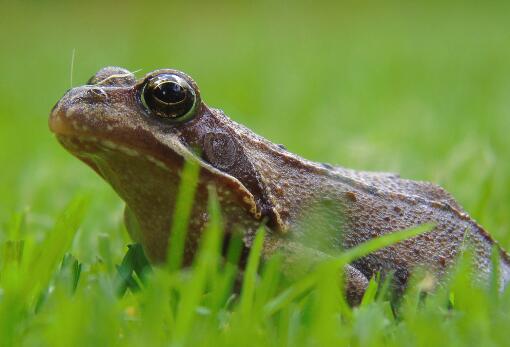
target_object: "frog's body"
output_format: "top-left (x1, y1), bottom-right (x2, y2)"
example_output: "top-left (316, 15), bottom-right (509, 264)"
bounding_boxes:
top-left (50, 67), bottom-right (510, 304)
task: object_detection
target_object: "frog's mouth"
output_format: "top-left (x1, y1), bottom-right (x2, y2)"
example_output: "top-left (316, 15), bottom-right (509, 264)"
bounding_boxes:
top-left (54, 130), bottom-right (259, 209)
top-left (54, 134), bottom-right (168, 180)
top-left (50, 97), bottom-right (262, 224)
top-left (50, 106), bottom-right (188, 185)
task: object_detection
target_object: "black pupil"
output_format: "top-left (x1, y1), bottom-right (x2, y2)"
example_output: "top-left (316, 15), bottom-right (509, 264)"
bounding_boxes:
top-left (154, 81), bottom-right (186, 104)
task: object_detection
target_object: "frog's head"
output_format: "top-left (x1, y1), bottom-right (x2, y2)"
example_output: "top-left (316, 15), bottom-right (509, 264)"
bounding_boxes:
top-left (49, 67), bottom-right (286, 262)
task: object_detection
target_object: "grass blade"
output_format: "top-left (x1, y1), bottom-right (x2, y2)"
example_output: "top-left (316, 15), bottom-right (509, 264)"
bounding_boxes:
top-left (263, 223), bottom-right (434, 316)
top-left (239, 226), bottom-right (266, 318)
top-left (166, 161), bottom-right (200, 272)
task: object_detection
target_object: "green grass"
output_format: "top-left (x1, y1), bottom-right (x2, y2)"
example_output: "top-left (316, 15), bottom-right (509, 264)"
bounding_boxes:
top-left (1, 0), bottom-right (510, 346)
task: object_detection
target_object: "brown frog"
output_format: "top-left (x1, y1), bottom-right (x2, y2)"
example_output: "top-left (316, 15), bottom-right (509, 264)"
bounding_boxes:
top-left (49, 66), bottom-right (510, 304)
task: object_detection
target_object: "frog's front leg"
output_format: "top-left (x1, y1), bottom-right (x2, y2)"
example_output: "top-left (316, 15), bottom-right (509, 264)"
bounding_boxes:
top-left (344, 264), bottom-right (370, 305)
top-left (262, 233), bottom-right (369, 306)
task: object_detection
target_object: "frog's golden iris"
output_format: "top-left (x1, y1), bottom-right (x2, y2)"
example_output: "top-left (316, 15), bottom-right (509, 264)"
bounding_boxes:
top-left (140, 73), bottom-right (197, 122)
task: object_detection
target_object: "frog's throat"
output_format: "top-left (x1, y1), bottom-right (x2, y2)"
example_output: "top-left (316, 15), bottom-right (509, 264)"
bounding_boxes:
top-left (54, 133), bottom-right (263, 221)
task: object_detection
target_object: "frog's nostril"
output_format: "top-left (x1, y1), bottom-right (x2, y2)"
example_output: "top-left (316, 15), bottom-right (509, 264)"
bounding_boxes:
top-left (88, 87), bottom-right (108, 100)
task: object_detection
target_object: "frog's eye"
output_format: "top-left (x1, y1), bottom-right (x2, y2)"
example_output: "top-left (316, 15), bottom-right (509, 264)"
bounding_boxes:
top-left (141, 74), bottom-right (197, 122)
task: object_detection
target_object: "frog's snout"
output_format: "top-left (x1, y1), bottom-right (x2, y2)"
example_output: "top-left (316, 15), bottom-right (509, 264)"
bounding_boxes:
top-left (49, 91), bottom-right (70, 136)
top-left (49, 86), bottom-right (106, 137)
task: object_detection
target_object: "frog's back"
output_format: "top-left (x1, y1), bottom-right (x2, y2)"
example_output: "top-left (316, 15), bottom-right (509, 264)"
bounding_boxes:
top-left (331, 166), bottom-right (465, 211)
top-left (329, 165), bottom-right (510, 291)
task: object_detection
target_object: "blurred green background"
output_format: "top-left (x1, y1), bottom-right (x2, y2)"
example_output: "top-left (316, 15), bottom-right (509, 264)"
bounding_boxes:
top-left (1, 0), bottom-right (509, 262)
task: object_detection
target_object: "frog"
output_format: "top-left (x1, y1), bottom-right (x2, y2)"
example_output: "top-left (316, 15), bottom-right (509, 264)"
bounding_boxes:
top-left (49, 66), bottom-right (510, 304)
